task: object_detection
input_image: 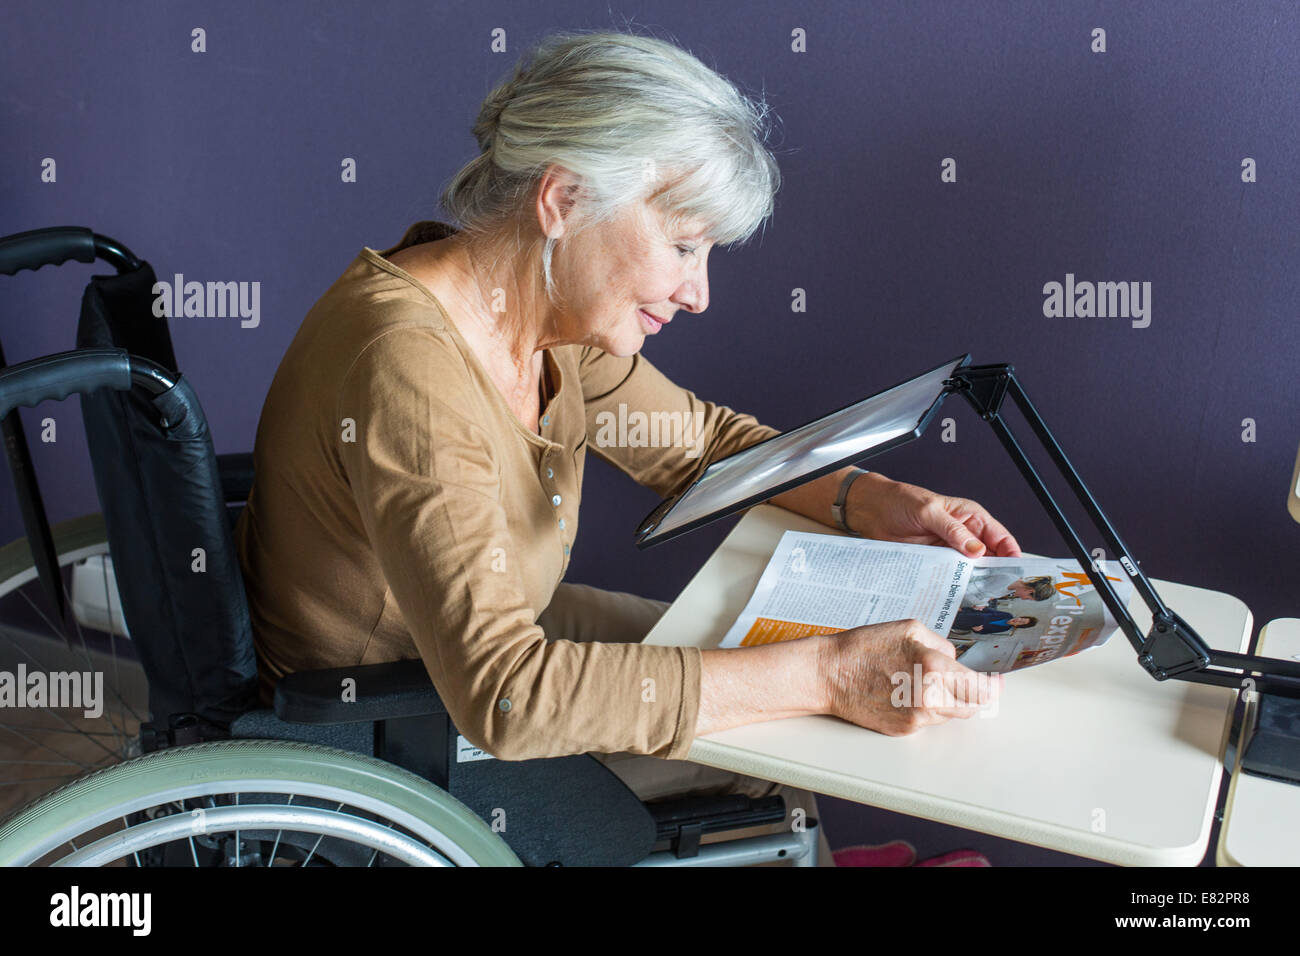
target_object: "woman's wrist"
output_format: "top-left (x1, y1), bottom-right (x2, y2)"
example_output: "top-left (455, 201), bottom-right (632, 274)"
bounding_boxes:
top-left (767, 466), bottom-right (890, 535)
top-left (697, 634), bottom-right (831, 736)
top-left (843, 469), bottom-right (891, 537)
top-left (831, 467), bottom-right (871, 532)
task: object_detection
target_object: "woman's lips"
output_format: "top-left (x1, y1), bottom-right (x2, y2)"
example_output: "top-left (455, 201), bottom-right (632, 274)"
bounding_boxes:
top-left (639, 309), bottom-right (664, 333)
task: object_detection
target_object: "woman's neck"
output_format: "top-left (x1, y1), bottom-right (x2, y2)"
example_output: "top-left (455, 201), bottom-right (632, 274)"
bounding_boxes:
top-left (429, 235), bottom-right (566, 375)
top-left (388, 236), bottom-right (549, 422)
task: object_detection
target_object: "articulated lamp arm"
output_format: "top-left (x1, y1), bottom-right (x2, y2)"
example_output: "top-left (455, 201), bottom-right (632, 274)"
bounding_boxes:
top-left (944, 364), bottom-right (1300, 700)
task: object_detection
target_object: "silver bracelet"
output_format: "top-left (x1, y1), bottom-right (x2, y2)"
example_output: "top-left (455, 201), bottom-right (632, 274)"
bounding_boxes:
top-left (831, 467), bottom-right (870, 533)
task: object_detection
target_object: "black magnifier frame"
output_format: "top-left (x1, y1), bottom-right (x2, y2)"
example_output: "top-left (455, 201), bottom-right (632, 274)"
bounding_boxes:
top-left (635, 353), bottom-right (973, 549)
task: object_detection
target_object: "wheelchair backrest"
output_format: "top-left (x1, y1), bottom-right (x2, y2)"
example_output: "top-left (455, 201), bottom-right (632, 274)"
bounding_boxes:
top-left (74, 260), bottom-right (259, 728)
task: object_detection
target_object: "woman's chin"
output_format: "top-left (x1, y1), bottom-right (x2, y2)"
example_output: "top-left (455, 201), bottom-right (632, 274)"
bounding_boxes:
top-left (601, 332), bottom-right (648, 358)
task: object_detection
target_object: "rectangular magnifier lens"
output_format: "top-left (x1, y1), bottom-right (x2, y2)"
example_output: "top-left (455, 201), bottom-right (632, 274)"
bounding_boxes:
top-left (635, 353), bottom-right (971, 548)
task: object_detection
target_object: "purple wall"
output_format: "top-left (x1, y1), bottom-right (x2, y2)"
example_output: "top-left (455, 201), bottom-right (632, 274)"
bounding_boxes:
top-left (3, 2), bottom-right (1299, 859)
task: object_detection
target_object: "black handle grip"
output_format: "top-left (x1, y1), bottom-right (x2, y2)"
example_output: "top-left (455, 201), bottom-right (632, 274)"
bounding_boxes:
top-left (0, 348), bottom-right (133, 418)
top-left (0, 227), bottom-right (97, 276)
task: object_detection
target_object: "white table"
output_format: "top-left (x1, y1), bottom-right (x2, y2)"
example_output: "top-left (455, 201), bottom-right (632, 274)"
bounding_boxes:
top-left (644, 504), bottom-right (1252, 866)
top-left (1217, 618), bottom-right (1300, 866)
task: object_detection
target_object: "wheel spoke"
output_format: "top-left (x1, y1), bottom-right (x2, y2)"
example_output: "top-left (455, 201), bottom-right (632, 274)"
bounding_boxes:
top-left (14, 590), bottom-right (129, 760)
top-left (0, 723), bottom-right (127, 738)
top-left (0, 625), bottom-right (126, 762)
top-left (299, 802), bottom-right (345, 866)
top-left (52, 575), bottom-right (132, 748)
top-left (59, 575), bottom-right (123, 747)
top-left (15, 569), bottom-right (146, 749)
top-left (98, 559), bottom-right (145, 728)
top-left (266, 794), bottom-right (292, 866)
top-left (0, 723), bottom-right (94, 771)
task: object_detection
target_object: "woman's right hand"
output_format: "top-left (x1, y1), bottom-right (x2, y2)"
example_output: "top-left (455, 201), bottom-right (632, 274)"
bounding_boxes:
top-left (819, 619), bottom-right (1002, 735)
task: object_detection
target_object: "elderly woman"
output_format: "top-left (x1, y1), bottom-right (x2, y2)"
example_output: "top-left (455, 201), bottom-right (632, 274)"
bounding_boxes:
top-left (234, 30), bottom-right (1019, 864)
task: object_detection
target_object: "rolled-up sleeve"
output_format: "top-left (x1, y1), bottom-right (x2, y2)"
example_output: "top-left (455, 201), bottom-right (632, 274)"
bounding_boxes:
top-left (337, 328), bottom-right (701, 760)
top-left (580, 347), bottom-right (782, 497)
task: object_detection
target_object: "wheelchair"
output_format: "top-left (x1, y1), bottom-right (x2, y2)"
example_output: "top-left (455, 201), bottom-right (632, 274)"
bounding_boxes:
top-left (0, 227), bottom-right (821, 867)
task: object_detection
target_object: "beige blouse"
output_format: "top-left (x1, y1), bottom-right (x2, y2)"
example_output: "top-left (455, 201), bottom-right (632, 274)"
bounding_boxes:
top-left (233, 221), bottom-right (781, 760)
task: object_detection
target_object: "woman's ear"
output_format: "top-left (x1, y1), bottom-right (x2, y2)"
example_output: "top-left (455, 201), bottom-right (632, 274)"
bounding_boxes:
top-left (535, 164), bottom-right (582, 239)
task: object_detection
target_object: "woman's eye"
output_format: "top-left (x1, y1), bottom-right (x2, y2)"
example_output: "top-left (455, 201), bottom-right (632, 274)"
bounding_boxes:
top-left (676, 245), bottom-right (696, 257)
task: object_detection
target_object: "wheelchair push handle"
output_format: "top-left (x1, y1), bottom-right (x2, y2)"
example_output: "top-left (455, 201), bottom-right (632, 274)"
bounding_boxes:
top-left (0, 226), bottom-right (141, 276)
top-left (0, 348), bottom-right (178, 419)
top-left (0, 227), bottom-right (96, 275)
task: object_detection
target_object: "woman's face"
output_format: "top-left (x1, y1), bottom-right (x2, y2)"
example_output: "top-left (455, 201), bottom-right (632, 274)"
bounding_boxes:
top-left (554, 200), bottom-right (712, 357)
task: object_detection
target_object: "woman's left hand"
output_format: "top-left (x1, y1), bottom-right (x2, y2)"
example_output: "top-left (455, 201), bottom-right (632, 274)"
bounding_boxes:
top-left (844, 472), bottom-right (1022, 559)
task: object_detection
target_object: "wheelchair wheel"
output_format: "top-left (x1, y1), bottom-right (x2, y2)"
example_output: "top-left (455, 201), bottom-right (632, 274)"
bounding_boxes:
top-left (0, 514), bottom-right (146, 817)
top-left (0, 739), bottom-right (521, 866)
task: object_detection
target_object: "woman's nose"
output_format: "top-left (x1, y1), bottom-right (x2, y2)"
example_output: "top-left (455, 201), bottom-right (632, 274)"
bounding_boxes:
top-left (674, 269), bottom-right (709, 314)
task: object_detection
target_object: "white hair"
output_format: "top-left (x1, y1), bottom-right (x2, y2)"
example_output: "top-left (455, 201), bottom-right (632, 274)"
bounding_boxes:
top-left (439, 29), bottom-right (782, 301)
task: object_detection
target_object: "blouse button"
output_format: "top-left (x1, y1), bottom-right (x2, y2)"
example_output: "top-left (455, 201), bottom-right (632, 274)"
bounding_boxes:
top-left (551, 494), bottom-right (562, 507)
top-left (541, 415), bottom-right (550, 427)
top-left (546, 467), bottom-right (554, 479)
top-left (498, 698), bottom-right (512, 713)
top-left (558, 518), bottom-right (566, 530)
top-left (564, 544), bottom-right (571, 556)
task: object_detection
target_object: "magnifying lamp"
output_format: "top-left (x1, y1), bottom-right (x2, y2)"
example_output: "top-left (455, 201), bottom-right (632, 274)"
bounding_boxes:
top-left (635, 354), bottom-right (1300, 782)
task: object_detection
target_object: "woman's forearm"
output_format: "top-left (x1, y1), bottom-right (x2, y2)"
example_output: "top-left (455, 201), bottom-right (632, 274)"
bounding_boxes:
top-left (696, 634), bottom-right (831, 736)
top-left (693, 471), bottom-right (889, 737)
top-left (766, 466), bottom-right (889, 531)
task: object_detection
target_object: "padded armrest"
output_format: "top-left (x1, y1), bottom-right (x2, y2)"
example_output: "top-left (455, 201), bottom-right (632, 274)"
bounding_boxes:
top-left (274, 658), bottom-right (447, 725)
top-left (216, 451), bottom-right (255, 504)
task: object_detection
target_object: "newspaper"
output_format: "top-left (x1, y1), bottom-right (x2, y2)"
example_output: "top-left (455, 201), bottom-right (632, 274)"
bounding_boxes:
top-left (720, 530), bottom-right (1134, 673)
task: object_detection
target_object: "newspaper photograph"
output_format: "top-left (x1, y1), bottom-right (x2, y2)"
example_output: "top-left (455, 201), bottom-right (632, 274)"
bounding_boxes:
top-left (719, 530), bottom-right (1134, 673)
